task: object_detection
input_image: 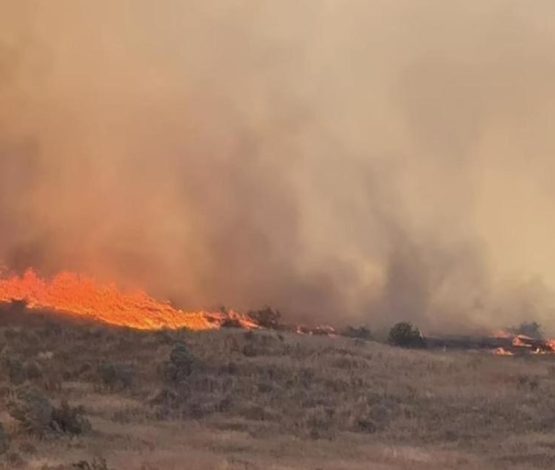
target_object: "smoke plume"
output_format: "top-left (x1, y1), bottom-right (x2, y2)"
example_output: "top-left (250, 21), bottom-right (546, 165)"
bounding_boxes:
top-left (2, 1), bottom-right (555, 332)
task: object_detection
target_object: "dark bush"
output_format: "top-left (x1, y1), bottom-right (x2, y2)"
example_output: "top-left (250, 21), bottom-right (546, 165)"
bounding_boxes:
top-left (342, 326), bottom-right (373, 341)
top-left (163, 342), bottom-right (198, 384)
top-left (71, 457), bottom-right (110, 470)
top-left (4, 357), bottom-right (26, 385)
top-left (0, 422), bottom-right (9, 454)
top-left (388, 322), bottom-right (425, 348)
top-left (220, 318), bottom-right (243, 328)
top-left (98, 363), bottom-right (135, 390)
top-left (247, 307), bottom-right (282, 329)
top-left (6, 387), bottom-right (53, 435)
top-left (6, 386), bottom-right (91, 436)
top-left (51, 400), bottom-right (91, 435)
top-left (355, 418), bottom-right (377, 433)
top-left (170, 342), bottom-right (194, 367)
top-left (24, 361), bottom-right (42, 381)
top-left (511, 321), bottom-right (543, 339)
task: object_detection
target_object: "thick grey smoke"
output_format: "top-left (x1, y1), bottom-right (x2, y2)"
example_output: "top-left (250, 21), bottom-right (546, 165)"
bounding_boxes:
top-left (2, 1), bottom-right (555, 332)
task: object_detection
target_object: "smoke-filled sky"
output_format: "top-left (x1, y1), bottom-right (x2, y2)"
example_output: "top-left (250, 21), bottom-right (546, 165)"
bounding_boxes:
top-left (2, 1), bottom-right (555, 332)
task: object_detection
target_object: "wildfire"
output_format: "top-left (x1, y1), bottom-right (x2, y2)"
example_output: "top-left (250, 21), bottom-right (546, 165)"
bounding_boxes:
top-left (492, 330), bottom-right (555, 356)
top-left (0, 269), bottom-right (257, 331)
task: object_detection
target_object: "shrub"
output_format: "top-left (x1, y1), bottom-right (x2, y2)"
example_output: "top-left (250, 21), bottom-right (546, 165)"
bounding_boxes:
top-left (4, 357), bottom-right (26, 385)
top-left (0, 422), bottom-right (9, 454)
top-left (342, 326), bottom-right (372, 341)
top-left (247, 307), bottom-right (282, 329)
top-left (6, 387), bottom-right (91, 436)
top-left (98, 363), bottom-right (134, 390)
top-left (51, 400), bottom-right (91, 435)
top-left (355, 418), bottom-right (377, 433)
top-left (388, 322), bottom-right (425, 348)
top-left (71, 457), bottom-right (110, 470)
top-left (170, 342), bottom-right (195, 369)
top-left (6, 387), bottom-right (53, 435)
top-left (163, 342), bottom-right (198, 384)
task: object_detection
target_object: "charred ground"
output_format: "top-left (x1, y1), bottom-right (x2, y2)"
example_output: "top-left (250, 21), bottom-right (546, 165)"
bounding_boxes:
top-left (0, 308), bottom-right (554, 469)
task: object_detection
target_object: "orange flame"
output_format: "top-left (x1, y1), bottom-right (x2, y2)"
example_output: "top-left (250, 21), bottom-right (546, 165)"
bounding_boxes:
top-left (0, 269), bottom-right (256, 331)
top-left (492, 331), bottom-right (555, 356)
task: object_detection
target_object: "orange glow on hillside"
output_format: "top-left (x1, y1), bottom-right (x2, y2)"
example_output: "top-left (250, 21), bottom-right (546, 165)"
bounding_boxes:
top-left (0, 269), bottom-right (256, 331)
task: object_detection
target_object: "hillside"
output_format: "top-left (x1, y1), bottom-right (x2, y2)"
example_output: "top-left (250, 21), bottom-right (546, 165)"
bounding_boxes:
top-left (0, 312), bottom-right (553, 469)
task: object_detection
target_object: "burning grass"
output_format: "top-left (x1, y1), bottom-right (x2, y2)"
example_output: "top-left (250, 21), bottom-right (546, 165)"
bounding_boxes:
top-left (0, 270), bottom-right (257, 331)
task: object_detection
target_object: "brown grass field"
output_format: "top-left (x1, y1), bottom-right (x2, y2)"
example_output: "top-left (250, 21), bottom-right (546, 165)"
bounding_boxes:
top-left (0, 309), bottom-right (554, 469)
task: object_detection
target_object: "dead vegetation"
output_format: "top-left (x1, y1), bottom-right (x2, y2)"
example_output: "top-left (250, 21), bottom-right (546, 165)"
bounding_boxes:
top-left (0, 309), bottom-right (553, 468)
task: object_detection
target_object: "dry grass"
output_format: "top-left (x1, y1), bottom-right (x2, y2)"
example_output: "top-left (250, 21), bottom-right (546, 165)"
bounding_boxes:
top-left (0, 310), bottom-right (554, 468)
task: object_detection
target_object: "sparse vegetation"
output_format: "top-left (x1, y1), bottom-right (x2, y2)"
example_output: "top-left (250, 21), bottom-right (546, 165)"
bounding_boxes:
top-left (0, 307), bottom-right (553, 468)
top-left (5, 386), bottom-right (90, 438)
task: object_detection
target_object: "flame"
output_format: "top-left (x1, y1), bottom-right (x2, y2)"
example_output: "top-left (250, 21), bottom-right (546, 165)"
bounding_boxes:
top-left (493, 332), bottom-right (555, 356)
top-left (494, 347), bottom-right (514, 356)
top-left (0, 269), bottom-right (256, 331)
top-left (512, 335), bottom-right (533, 348)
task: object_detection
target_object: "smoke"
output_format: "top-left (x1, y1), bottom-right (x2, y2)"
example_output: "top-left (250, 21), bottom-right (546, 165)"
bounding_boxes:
top-left (2, 1), bottom-right (555, 331)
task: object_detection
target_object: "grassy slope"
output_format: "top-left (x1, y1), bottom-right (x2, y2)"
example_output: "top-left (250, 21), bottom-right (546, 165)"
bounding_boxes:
top-left (0, 312), bottom-right (554, 469)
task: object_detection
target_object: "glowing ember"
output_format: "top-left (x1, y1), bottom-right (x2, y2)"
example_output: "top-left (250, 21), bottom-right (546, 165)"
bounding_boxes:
top-left (0, 269), bottom-right (256, 331)
top-left (494, 347), bottom-right (514, 356)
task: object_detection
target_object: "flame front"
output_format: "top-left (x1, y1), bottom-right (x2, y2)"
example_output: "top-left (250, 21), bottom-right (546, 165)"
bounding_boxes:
top-left (0, 269), bottom-right (255, 331)
top-left (493, 330), bottom-right (555, 355)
